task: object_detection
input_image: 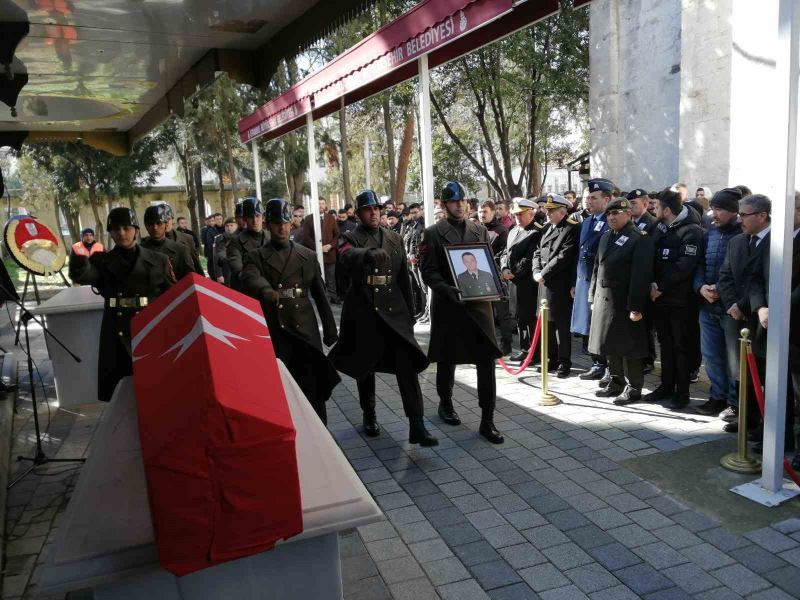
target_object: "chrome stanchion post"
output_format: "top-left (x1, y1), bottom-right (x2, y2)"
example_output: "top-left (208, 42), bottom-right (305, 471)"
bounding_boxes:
top-left (538, 299), bottom-right (561, 406)
top-left (720, 328), bottom-right (761, 473)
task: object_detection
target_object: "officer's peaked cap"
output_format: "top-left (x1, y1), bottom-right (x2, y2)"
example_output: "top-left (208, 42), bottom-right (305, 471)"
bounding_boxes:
top-left (355, 189), bottom-right (380, 210)
top-left (241, 196), bottom-right (263, 218)
top-left (626, 189), bottom-right (648, 200)
top-left (441, 181), bottom-right (466, 202)
top-left (106, 207), bottom-right (139, 231)
top-left (588, 178), bottom-right (615, 194)
top-left (541, 193), bottom-right (571, 210)
top-left (265, 198), bottom-right (292, 224)
top-left (605, 197), bottom-right (632, 213)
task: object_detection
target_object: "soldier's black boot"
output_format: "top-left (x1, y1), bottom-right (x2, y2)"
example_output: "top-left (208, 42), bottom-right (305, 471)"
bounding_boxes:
top-left (598, 368), bottom-right (612, 389)
top-left (363, 414), bottom-right (381, 437)
top-left (478, 420), bottom-right (504, 444)
top-left (438, 399), bottom-right (461, 426)
top-left (409, 419), bottom-right (438, 447)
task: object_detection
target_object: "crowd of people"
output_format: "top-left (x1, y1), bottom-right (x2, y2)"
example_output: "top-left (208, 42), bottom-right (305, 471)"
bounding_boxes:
top-left (67, 179), bottom-right (800, 466)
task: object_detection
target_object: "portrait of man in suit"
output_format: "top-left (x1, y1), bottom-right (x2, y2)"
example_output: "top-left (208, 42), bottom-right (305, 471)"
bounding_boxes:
top-left (451, 248), bottom-right (501, 299)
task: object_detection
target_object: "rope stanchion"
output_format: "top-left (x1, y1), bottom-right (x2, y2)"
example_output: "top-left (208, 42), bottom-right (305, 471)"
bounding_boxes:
top-left (745, 345), bottom-right (800, 487)
top-left (537, 299), bottom-right (560, 406)
top-left (721, 329), bottom-right (761, 473)
top-left (497, 313), bottom-right (542, 376)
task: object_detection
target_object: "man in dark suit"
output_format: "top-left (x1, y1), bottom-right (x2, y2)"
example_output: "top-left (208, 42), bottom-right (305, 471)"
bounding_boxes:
top-left (419, 181), bottom-right (503, 444)
top-left (532, 193), bottom-right (579, 378)
top-left (330, 190), bottom-right (437, 446)
top-left (588, 198), bottom-right (654, 405)
top-left (241, 198), bottom-right (339, 424)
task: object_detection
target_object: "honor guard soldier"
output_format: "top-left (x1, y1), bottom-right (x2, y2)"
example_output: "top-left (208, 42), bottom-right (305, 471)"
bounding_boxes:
top-left (532, 193), bottom-right (579, 378)
top-left (241, 198), bottom-right (339, 424)
top-left (329, 190), bottom-right (438, 446)
top-left (228, 197), bottom-right (270, 291)
top-left (419, 181), bottom-right (504, 444)
top-left (572, 179), bottom-right (612, 381)
top-left (588, 198), bottom-right (654, 405)
top-left (163, 203), bottom-right (204, 276)
top-left (69, 207), bottom-right (175, 402)
top-left (141, 204), bottom-right (195, 280)
top-left (213, 201), bottom-right (243, 285)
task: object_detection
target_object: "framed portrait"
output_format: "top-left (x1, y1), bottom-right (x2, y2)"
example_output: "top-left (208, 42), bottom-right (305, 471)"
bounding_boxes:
top-left (445, 243), bottom-right (504, 302)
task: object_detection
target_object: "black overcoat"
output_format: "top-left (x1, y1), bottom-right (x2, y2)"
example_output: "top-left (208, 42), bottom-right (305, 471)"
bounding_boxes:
top-left (69, 245), bottom-right (175, 402)
top-left (500, 223), bottom-right (543, 326)
top-left (140, 236), bottom-right (194, 281)
top-left (419, 218), bottom-right (501, 363)
top-left (241, 242), bottom-right (340, 400)
top-left (228, 229), bottom-right (270, 290)
top-left (166, 229), bottom-right (204, 276)
top-left (588, 222), bottom-right (654, 358)
top-left (329, 225), bottom-right (429, 379)
top-left (532, 218), bottom-right (579, 323)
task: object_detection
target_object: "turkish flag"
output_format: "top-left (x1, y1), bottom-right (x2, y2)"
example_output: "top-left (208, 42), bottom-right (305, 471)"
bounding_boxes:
top-left (131, 274), bottom-right (303, 576)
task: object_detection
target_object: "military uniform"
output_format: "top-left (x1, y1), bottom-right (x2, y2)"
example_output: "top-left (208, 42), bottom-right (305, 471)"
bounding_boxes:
top-left (140, 236), bottom-right (194, 281)
top-left (228, 228), bottom-right (270, 290)
top-left (166, 227), bottom-right (204, 276)
top-left (69, 209), bottom-right (175, 402)
top-left (213, 231), bottom-right (233, 285)
top-left (330, 190), bottom-right (437, 446)
top-left (241, 238), bottom-right (339, 424)
top-left (457, 268), bottom-right (497, 298)
top-left (571, 212), bottom-right (608, 367)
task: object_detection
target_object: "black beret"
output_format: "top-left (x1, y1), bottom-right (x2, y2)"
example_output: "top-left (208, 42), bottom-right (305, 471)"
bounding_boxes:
top-left (588, 178), bottom-right (615, 194)
top-left (605, 197), bottom-right (632, 213)
top-left (709, 188), bottom-right (742, 213)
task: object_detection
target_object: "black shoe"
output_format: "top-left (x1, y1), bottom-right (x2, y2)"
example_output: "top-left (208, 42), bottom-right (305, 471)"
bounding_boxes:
top-left (438, 402), bottom-right (462, 426)
top-left (598, 369), bottom-right (612, 389)
top-left (579, 365), bottom-right (605, 381)
top-left (723, 421), bottom-right (738, 433)
top-left (596, 386), bottom-right (624, 398)
top-left (643, 387), bottom-right (673, 403)
top-left (719, 406), bottom-right (738, 423)
top-left (642, 361), bottom-right (654, 374)
top-left (409, 421), bottom-right (439, 447)
top-left (613, 386), bottom-right (642, 406)
top-left (501, 340), bottom-right (513, 356)
top-left (509, 350), bottom-right (528, 362)
top-left (791, 453), bottom-right (800, 470)
top-left (695, 398), bottom-right (728, 416)
top-left (556, 363), bottom-right (572, 378)
top-left (689, 369), bottom-right (700, 383)
top-left (479, 421), bottom-right (504, 444)
top-left (363, 416), bottom-right (381, 437)
top-left (666, 394), bottom-right (690, 410)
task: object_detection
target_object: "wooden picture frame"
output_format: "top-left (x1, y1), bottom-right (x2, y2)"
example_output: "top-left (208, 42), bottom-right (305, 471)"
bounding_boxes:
top-left (444, 243), bottom-right (504, 302)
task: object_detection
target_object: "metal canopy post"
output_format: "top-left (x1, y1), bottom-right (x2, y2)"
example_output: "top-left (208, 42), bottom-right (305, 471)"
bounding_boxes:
top-left (418, 54), bottom-right (435, 227)
top-left (252, 140), bottom-right (262, 201)
top-left (306, 113), bottom-right (326, 278)
top-left (763, 0), bottom-right (800, 493)
top-left (365, 137), bottom-right (371, 190)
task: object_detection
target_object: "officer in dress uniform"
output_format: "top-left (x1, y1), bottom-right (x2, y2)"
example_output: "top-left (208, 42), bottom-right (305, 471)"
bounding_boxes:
top-left (588, 198), bottom-right (654, 405)
top-left (419, 181), bottom-right (504, 444)
top-left (532, 193), bottom-right (579, 378)
top-left (162, 204), bottom-right (204, 276)
top-left (329, 190), bottom-right (437, 446)
top-left (140, 204), bottom-right (194, 281)
top-left (69, 207), bottom-right (175, 402)
top-left (572, 179), bottom-right (612, 381)
top-left (228, 197), bottom-right (270, 291)
top-left (241, 199), bottom-right (339, 424)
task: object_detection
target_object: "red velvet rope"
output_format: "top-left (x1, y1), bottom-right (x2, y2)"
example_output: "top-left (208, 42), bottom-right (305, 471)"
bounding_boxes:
top-left (497, 313), bottom-right (542, 376)
top-left (745, 351), bottom-right (800, 487)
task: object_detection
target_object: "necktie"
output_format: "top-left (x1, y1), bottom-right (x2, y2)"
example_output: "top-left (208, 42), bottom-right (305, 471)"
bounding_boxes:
top-left (472, 273), bottom-right (477, 281)
top-left (749, 235), bottom-right (758, 254)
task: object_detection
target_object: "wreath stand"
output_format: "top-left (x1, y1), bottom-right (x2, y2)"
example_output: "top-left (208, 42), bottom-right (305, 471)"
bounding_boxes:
top-left (13, 269), bottom-right (71, 346)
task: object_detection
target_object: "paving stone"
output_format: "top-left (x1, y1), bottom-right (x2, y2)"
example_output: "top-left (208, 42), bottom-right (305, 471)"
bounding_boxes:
top-left (729, 544), bottom-right (788, 574)
top-left (670, 510), bottom-right (718, 532)
top-left (402, 479), bottom-right (440, 498)
top-left (663, 562), bottom-right (721, 594)
top-left (410, 538), bottom-right (454, 563)
top-left (497, 468), bottom-right (536, 487)
top-left (367, 479), bottom-right (404, 496)
top-left (511, 481), bottom-right (550, 501)
top-left (522, 525), bottom-right (571, 549)
top-left (587, 543), bottom-right (642, 571)
top-left (376, 491), bottom-right (414, 511)
top-left (344, 574), bottom-right (391, 599)
top-left (698, 527), bottom-right (751, 552)
top-left (339, 532), bottom-right (367, 557)
top-left (539, 584), bottom-right (589, 600)
top-left (417, 492), bottom-right (457, 513)
top-left (746, 527), bottom-right (800, 553)
top-left (693, 588), bottom-right (744, 600)
top-left (342, 554), bottom-right (379, 584)
top-left (546, 509), bottom-right (590, 532)
top-left (653, 525), bottom-right (703, 549)
top-left (506, 510), bottom-right (548, 530)
top-left (627, 508), bottom-right (675, 531)
top-left (604, 492), bottom-right (649, 514)
top-left (778, 546), bottom-right (800, 567)
top-left (487, 582), bottom-right (540, 599)
top-left (643, 588), bottom-right (693, 600)
top-left (518, 563), bottom-right (570, 593)
top-left (453, 540), bottom-right (502, 567)
top-left (607, 524), bottom-right (657, 548)
top-left (427, 507), bottom-right (469, 528)
top-left (467, 509), bottom-right (509, 531)
top-left (429, 468), bottom-right (465, 485)
top-left (453, 493), bottom-right (495, 514)
top-left (633, 541), bottom-right (689, 569)
top-left (490, 494), bottom-right (530, 515)
top-left (564, 563), bottom-right (619, 594)
top-left (441, 480), bottom-right (479, 499)
top-left (463, 468), bottom-right (500, 485)
top-left (647, 496), bottom-right (689, 516)
top-left (541, 543), bottom-right (594, 570)
top-left (772, 518), bottom-right (800, 535)
top-left (613, 563), bottom-right (674, 595)
top-left (366, 537), bottom-right (410, 562)
top-left (583, 507), bottom-right (631, 530)
top-left (764, 564), bottom-right (800, 595)
top-left (711, 564), bottom-right (771, 595)
top-left (680, 543), bottom-right (735, 570)
top-left (565, 493), bottom-right (608, 513)
top-left (376, 555), bottom-right (425, 585)
top-left (622, 480), bottom-right (661, 499)
top-left (565, 525), bottom-right (615, 551)
top-left (439, 522), bottom-right (484, 547)
top-left (422, 556), bottom-right (472, 586)
top-left (470, 560), bottom-right (523, 590)
top-left (438, 578), bottom-right (492, 600)
top-left (395, 520), bottom-right (440, 544)
top-left (483, 524), bottom-right (528, 549)
top-left (587, 584), bottom-right (640, 600)
top-left (497, 543), bottom-right (548, 570)
top-left (748, 588), bottom-right (797, 600)
top-left (388, 576), bottom-right (440, 600)
top-left (528, 494), bottom-right (570, 515)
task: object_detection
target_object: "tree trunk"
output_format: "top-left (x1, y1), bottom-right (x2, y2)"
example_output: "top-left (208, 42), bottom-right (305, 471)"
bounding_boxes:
top-left (288, 172), bottom-right (305, 205)
top-left (222, 127), bottom-right (239, 204)
top-left (339, 104), bottom-right (353, 202)
top-left (60, 198), bottom-right (80, 242)
top-left (382, 91), bottom-right (396, 195)
top-left (87, 184), bottom-right (105, 247)
top-left (53, 195), bottom-right (67, 249)
top-left (183, 155), bottom-right (200, 233)
top-left (194, 163), bottom-right (207, 222)
top-left (393, 108), bottom-right (415, 203)
top-left (217, 166), bottom-right (228, 218)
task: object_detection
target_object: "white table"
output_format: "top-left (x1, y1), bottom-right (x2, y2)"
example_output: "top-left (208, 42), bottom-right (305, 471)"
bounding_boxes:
top-left (38, 364), bottom-right (382, 599)
top-left (31, 286), bottom-right (103, 407)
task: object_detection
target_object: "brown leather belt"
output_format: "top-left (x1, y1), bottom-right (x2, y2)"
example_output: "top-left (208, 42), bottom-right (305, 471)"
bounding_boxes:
top-left (278, 288), bottom-right (306, 298)
top-left (367, 275), bottom-right (393, 285)
top-left (106, 297), bottom-right (149, 308)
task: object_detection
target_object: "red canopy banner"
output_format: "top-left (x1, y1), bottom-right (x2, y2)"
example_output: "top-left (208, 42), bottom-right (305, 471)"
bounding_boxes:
top-left (131, 274), bottom-right (302, 576)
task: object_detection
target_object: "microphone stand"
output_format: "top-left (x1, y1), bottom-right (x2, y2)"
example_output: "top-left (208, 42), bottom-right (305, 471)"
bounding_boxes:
top-left (0, 280), bottom-right (86, 489)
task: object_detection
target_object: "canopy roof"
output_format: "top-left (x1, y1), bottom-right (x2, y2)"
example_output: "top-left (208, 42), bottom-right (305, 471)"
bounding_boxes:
top-left (239, 0), bottom-right (592, 144)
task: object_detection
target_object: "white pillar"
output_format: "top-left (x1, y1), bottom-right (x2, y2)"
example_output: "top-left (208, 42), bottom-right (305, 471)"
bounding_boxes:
top-left (364, 137), bottom-right (371, 189)
top-left (418, 54), bottom-right (435, 227)
top-left (763, 0), bottom-right (800, 492)
top-left (306, 113), bottom-right (326, 279)
top-left (251, 140), bottom-right (262, 201)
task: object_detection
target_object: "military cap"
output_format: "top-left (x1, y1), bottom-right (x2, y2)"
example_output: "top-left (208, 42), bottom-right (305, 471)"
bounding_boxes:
top-left (264, 198), bottom-right (292, 224)
top-left (106, 207), bottom-right (139, 231)
top-left (709, 187), bottom-right (742, 213)
top-left (240, 196), bottom-right (262, 218)
top-left (355, 189), bottom-right (380, 210)
top-left (604, 197), bottom-right (632, 213)
top-left (541, 193), bottom-right (571, 210)
top-left (511, 197), bottom-right (538, 213)
top-left (626, 189), bottom-right (648, 200)
top-left (587, 178), bottom-right (616, 194)
top-left (441, 181), bottom-right (466, 202)
top-left (143, 203), bottom-right (170, 226)
top-left (234, 200), bottom-right (244, 218)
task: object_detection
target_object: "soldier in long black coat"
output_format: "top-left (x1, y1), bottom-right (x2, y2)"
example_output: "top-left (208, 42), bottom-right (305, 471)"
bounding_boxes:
top-left (162, 204), bottom-right (204, 276)
top-left (532, 194), bottom-right (579, 377)
top-left (419, 181), bottom-right (503, 444)
top-left (329, 190), bottom-right (437, 446)
top-left (228, 197), bottom-right (270, 291)
top-left (241, 198), bottom-right (339, 424)
top-left (69, 208), bottom-right (175, 402)
top-left (588, 198), bottom-right (654, 405)
top-left (140, 204), bottom-right (195, 281)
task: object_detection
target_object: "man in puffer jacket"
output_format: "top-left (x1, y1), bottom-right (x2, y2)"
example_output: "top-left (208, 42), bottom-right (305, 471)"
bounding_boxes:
top-left (692, 188), bottom-right (743, 417)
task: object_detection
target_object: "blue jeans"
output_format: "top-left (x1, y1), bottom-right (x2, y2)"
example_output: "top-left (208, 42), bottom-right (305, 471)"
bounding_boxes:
top-left (699, 308), bottom-right (740, 405)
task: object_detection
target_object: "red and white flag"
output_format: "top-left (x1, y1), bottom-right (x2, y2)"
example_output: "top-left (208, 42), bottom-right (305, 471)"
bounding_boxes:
top-left (131, 274), bottom-right (303, 576)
